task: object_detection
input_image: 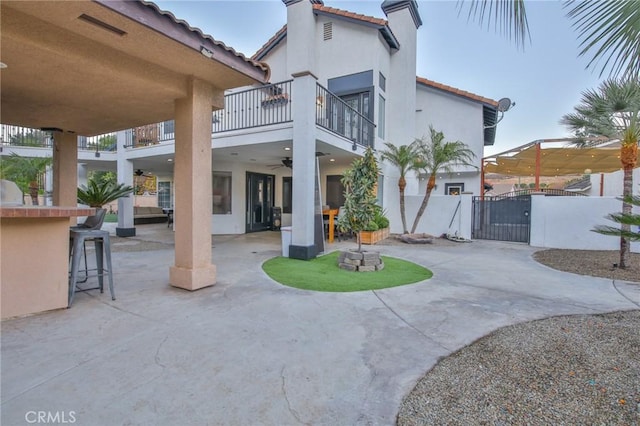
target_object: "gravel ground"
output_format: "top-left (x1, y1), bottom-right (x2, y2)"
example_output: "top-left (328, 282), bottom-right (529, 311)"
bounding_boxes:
top-left (533, 249), bottom-right (639, 283)
top-left (398, 245), bottom-right (639, 425)
top-left (397, 310), bottom-right (640, 425)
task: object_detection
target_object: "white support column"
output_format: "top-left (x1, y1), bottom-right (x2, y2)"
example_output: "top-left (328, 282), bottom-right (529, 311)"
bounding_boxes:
top-left (170, 77), bottom-right (221, 291)
top-left (289, 72), bottom-right (318, 260)
top-left (116, 131), bottom-right (136, 237)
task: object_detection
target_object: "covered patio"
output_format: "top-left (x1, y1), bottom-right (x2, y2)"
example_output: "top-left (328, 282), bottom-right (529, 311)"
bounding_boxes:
top-left (0, 0), bottom-right (269, 317)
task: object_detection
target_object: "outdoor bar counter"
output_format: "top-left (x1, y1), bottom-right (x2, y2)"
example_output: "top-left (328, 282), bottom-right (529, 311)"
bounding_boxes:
top-left (0, 206), bottom-right (95, 319)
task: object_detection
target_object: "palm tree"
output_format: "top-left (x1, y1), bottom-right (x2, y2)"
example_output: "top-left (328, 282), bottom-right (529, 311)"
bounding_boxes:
top-left (379, 142), bottom-right (419, 234)
top-left (561, 78), bottom-right (640, 268)
top-left (410, 126), bottom-right (476, 234)
top-left (0, 153), bottom-right (52, 205)
top-left (458, 0), bottom-right (639, 78)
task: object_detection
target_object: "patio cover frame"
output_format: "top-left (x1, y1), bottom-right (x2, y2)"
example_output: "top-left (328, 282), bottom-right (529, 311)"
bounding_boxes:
top-left (482, 138), bottom-right (640, 192)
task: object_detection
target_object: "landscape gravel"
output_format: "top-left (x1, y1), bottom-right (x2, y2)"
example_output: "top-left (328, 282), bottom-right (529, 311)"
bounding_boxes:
top-left (397, 310), bottom-right (640, 425)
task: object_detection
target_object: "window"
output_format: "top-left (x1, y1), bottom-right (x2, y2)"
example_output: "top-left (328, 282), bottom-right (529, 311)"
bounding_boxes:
top-left (157, 181), bottom-right (172, 208)
top-left (162, 120), bottom-right (175, 139)
top-left (377, 174), bottom-right (384, 205)
top-left (378, 95), bottom-right (385, 139)
top-left (212, 172), bottom-right (232, 214)
top-left (379, 72), bottom-right (386, 92)
top-left (326, 175), bottom-right (345, 209)
top-left (282, 176), bottom-right (292, 214)
top-left (445, 183), bottom-right (464, 196)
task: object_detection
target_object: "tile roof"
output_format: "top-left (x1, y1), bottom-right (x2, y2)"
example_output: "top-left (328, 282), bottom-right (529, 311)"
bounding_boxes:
top-left (252, 24), bottom-right (287, 61)
top-left (141, 1), bottom-right (269, 76)
top-left (253, 4), bottom-right (398, 61)
top-left (312, 4), bottom-right (388, 26)
top-left (416, 76), bottom-right (498, 107)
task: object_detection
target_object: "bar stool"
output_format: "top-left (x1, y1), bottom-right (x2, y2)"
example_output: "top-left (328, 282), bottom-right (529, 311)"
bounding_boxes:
top-left (68, 229), bottom-right (115, 307)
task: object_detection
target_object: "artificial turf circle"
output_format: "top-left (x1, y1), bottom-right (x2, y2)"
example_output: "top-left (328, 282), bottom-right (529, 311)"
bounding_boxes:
top-left (262, 251), bottom-right (433, 292)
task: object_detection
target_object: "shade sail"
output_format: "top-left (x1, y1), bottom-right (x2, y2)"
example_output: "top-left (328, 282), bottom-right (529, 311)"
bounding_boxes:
top-left (484, 145), bottom-right (640, 176)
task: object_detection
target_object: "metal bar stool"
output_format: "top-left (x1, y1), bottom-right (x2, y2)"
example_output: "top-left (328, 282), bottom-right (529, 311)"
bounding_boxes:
top-left (68, 229), bottom-right (115, 307)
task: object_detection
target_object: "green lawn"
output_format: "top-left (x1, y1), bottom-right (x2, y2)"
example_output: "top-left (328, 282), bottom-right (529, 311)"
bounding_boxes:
top-left (262, 251), bottom-right (432, 292)
top-left (104, 213), bottom-right (117, 223)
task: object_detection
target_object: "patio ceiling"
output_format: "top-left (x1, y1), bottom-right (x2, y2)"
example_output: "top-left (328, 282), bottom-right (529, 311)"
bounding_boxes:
top-left (484, 140), bottom-right (640, 176)
top-left (0, 0), bottom-right (268, 137)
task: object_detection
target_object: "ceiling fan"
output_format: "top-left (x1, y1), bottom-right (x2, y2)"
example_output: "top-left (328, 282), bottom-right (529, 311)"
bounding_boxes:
top-left (269, 157), bottom-right (293, 169)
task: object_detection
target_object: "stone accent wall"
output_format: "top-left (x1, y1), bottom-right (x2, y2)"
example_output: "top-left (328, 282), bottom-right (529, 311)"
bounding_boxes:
top-left (338, 250), bottom-right (384, 272)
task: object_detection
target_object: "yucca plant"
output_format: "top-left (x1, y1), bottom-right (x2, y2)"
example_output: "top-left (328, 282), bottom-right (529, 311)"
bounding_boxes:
top-left (77, 178), bottom-right (134, 208)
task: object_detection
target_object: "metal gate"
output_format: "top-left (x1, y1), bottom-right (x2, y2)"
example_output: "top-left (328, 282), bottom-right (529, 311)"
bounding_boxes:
top-left (472, 195), bottom-right (531, 243)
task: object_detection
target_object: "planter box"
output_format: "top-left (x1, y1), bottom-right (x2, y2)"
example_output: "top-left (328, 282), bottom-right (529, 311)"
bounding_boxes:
top-left (360, 227), bottom-right (389, 245)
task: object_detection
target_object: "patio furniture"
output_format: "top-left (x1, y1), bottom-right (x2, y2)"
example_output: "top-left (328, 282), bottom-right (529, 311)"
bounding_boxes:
top-left (68, 229), bottom-right (115, 307)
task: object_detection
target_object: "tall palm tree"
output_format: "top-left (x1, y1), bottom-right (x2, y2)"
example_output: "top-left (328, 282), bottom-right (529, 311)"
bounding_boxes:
top-left (379, 142), bottom-right (419, 234)
top-left (561, 78), bottom-right (640, 268)
top-left (457, 0), bottom-right (639, 78)
top-left (410, 126), bottom-right (476, 234)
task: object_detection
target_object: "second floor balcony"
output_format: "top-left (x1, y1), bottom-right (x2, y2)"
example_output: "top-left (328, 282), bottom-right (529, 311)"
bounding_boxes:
top-left (1, 79), bottom-right (376, 155)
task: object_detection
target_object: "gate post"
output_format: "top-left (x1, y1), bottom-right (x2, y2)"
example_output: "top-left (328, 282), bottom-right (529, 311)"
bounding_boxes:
top-left (529, 192), bottom-right (545, 247)
top-left (460, 192), bottom-right (473, 240)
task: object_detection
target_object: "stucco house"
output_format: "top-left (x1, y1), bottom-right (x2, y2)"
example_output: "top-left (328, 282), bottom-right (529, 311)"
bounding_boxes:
top-left (1, 0), bottom-right (501, 260)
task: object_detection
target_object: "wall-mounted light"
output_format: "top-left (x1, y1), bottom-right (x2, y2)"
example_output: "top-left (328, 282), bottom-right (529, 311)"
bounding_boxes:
top-left (200, 46), bottom-right (214, 58)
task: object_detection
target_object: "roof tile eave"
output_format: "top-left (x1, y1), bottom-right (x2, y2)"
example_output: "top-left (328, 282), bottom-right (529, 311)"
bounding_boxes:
top-left (313, 4), bottom-right (388, 27)
top-left (140, 1), bottom-right (269, 79)
top-left (416, 76), bottom-right (498, 107)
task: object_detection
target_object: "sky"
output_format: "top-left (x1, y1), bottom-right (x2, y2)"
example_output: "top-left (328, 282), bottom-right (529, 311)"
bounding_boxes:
top-left (153, 0), bottom-right (605, 157)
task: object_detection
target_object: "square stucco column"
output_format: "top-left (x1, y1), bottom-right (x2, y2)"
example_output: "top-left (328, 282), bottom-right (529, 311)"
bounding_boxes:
top-left (116, 136), bottom-right (136, 237)
top-left (170, 78), bottom-right (220, 291)
top-left (289, 72), bottom-right (318, 260)
top-left (52, 131), bottom-right (78, 222)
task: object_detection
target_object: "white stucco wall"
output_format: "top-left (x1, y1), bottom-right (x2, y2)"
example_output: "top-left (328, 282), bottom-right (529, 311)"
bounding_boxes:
top-left (415, 86), bottom-right (485, 170)
top-left (387, 193), bottom-right (472, 239)
top-left (529, 194), bottom-right (639, 252)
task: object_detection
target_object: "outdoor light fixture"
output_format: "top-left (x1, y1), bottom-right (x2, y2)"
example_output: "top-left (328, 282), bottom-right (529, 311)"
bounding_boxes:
top-left (200, 46), bottom-right (214, 58)
top-left (351, 141), bottom-right (357, 151)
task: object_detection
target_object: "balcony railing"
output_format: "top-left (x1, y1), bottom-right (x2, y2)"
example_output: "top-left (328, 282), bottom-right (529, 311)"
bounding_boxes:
top-left (0, 126), bottom-right (52, 148)
top-left (212, 80), bottom-right (293, 132)
top-left (315, 84), bottom-right (375, 149)
top-left (0, 125), bottom-right (116, 153)
top-left (3, 79), bottom-right (375, 153)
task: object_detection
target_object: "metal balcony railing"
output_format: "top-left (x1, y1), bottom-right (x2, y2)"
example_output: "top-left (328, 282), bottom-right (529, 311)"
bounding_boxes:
top-left (2, 79), bottom-right (375, 154)
top-left (212, 80), bottom-right (293, 132)
top-left (0, 125), bottom-right (117, 153)
top-left (0, 126), bottom-right (52, 148)
top-left (315, 84), bottom-right (375, 149)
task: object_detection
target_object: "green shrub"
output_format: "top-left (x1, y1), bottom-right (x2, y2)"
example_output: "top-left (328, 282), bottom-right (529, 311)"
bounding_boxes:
top-left (365, 221), bottom-right (379, 231)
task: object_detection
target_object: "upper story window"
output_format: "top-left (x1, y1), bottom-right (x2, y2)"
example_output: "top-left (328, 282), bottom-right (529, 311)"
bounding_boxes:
top-left (379, 72), bottom-right (386, 92)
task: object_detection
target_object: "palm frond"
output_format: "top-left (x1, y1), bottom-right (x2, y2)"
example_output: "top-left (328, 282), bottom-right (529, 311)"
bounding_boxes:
top-left (456, 0), bottom-right (531, 49)
top-left (565, 0), bottom-right (640, 79)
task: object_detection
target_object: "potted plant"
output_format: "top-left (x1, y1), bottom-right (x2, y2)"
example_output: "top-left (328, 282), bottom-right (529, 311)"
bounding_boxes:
top-left (360, 207), bottom-right (390, 245)
top-left (337, 147), bottom-right (380, 252)
top-left (77, 177), bottom-right (133, 229)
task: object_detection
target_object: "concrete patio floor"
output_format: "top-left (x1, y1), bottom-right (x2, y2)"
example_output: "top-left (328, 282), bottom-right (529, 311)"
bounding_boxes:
top-left (2, 224), bottom-right (638, 425)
